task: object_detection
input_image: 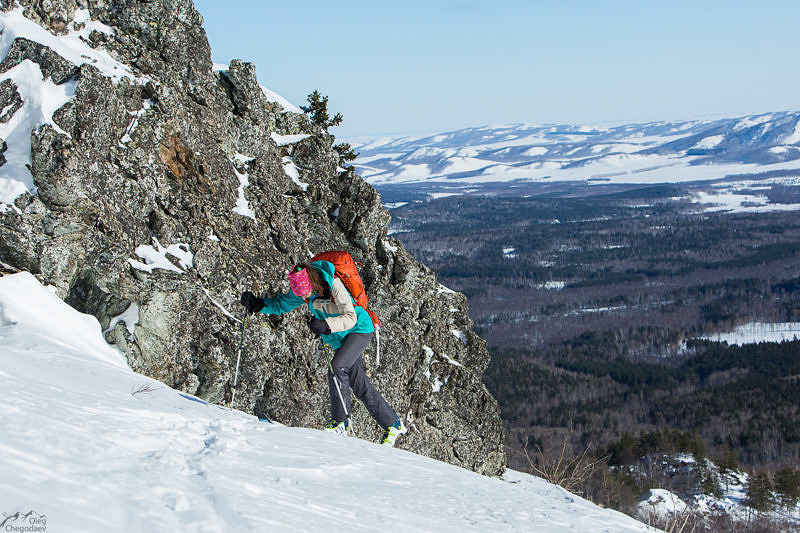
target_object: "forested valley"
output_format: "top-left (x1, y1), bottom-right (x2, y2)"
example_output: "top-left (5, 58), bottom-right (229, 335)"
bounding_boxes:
top-left (383, 180), bottom-right (800, 524)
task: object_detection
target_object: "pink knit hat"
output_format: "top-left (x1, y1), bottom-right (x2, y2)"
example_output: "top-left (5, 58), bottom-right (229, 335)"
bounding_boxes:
top-left (288, 267), bottom-right (313, 297)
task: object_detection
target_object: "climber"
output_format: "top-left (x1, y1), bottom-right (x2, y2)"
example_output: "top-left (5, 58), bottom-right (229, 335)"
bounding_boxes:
top-left (240, 260), bottom-right (406, 447)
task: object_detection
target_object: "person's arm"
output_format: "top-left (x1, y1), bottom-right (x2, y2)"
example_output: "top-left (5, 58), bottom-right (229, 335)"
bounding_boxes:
top-left (321, 278), bottom-right (358, 332)
top-left (259, 290), bottom-right (306, 315)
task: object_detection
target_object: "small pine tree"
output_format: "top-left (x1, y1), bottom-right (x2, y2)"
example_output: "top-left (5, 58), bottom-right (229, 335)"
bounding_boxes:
top-left (698, 460), bottom-right (723, 499)
top-left (715, 445), bottom-right (738, 474)
top-left (688, 430), bottom-right (705, 461)
top-left (714, 444), bottom-right (739, 491)
top-left (301, 90), bottom-right (343, 129)
top-left (333, 142), bottom-right (359, 169)
top-left (744, 472), bottom-right (775, 514)
top-left (300, 90), bottom-right (357, 169)
top-left (775, 467), bottom-right (800, 510)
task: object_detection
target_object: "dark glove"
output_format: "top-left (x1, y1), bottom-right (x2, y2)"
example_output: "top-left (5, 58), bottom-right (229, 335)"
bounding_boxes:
top-left (240, 291), bottom-right (263, 314)
top-left (307, 317), bottom-right (331, 336)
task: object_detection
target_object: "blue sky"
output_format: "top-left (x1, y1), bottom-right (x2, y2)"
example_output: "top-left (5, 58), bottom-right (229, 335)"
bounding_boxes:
top-left (193, 1), bottom-right (800, 138)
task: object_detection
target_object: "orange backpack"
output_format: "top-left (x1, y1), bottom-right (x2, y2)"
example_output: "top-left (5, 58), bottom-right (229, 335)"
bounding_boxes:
top-left (311, 250), bottom-right (379, 326)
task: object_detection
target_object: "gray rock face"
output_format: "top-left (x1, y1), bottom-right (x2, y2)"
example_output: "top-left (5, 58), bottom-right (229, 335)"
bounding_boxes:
top-left (0, 0), bottom-right (505, 475)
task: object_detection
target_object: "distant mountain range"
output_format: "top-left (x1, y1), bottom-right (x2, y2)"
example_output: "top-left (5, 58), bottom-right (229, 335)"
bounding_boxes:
top-left (350, 112), bottom-right (800, 187)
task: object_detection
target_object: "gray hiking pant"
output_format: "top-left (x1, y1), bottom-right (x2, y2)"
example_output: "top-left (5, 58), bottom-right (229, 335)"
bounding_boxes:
top-left (328, 332), bottom-right (398, 429)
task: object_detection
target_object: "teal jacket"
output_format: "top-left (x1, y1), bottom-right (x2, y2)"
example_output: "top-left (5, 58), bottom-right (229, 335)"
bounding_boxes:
top-left (258, 260), bottom-right (374, 349)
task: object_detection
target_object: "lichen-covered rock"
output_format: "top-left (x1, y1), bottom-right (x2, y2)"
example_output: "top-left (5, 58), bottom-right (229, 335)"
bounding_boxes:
top-left (0, 0), bottom-right (505, 475)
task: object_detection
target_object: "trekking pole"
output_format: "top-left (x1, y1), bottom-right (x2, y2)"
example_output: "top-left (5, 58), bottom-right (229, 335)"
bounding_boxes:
top-left (324, 348), bottom-right (353, 436)
top-left (230, 308), bottom-right (248, 407)
top-left (313, 339), bottom-right (321, 370)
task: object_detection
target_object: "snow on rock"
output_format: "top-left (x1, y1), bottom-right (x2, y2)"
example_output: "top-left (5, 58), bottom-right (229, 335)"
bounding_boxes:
top-left (232, 154), bottom-right (257, 221)
top-left (441, 352), bottom-right (464, 367)
top-left (0, 272), bottom-right (656, 533)
top-left (128, 237), bottom-right (193, 273)
top-left (165, 243), bottom-right (193, 270)
top-left (106, 302), bottom-right (139, 335)
top-left (0, 60), bottom-right (76, 207)
top-left (451, 329), bottom-right (468, 346)
top-left (637, 489), bottom-right (688, 522)
top-left (437, 283), bottom-right (456, 294)
top-left (70, 8), bottom-right (114, 38)
top-left (0, 7), bottom-right (148, 84)
top-left (210, 65), bottom-right (302, 115)
top-left (422, 345), bottom-right (450, 393)
top-left (0, 6), bottom-right (152, 208)
top-left (270, 131), bottom-right (311, 146)
top-left (260, 84), bottom-right (303, 114)
top-left (119, 98), bottom-right (153, 147)
top-left (282, 156), bottom-right (308, 191)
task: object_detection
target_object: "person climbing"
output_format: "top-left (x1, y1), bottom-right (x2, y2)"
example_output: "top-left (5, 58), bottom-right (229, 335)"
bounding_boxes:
top-left (240, 259), bottom-right (406, 447)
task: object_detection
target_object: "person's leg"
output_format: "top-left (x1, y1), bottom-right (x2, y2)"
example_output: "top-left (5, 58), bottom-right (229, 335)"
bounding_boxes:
top-left (350, 357), bottom-right (399, 429)
top-left (327, 333), bottom-right (373, 422)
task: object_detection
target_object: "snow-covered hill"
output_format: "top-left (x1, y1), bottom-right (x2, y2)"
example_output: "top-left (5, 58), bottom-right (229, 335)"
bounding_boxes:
top-left (0, 272), bottom-right (657, 532)
top-left (350, 112), bottom-right (800, 186)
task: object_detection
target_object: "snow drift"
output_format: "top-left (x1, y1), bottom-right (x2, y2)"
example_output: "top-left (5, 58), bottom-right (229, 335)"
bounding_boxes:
top-left (0, 272), bottom-right (656, 532)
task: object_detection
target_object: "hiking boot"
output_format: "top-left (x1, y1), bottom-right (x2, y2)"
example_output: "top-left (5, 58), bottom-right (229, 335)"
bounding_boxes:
top-left (323, 419), bottom-right (348, 436)
top-left (380, 418), bottom-right (407, 447)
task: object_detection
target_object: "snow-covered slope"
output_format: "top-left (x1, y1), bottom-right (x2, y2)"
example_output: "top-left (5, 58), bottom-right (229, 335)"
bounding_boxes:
top-left (0, 272), bottom-right (656, 532)
top-left (350, 113), bottom-right (800, 186)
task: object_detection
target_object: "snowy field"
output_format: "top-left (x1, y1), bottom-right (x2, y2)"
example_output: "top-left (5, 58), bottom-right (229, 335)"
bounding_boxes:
top-left (700, 322), bottom-right (800, 345)
top-left (0, 272), bottom-right (657, 533)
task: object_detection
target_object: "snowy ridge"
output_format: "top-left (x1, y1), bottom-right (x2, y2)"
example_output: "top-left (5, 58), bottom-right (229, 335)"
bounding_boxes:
top-left (0, 272), bottom-right (656, 532)
top-left (350, 112), bottom-right (800, 187)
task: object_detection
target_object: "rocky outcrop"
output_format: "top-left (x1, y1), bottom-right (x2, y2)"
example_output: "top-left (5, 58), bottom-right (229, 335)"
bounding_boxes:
top-left (0, 0), bottom-right (505, 475)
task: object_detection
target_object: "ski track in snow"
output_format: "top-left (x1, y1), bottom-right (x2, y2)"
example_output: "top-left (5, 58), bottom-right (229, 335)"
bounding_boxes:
top-left (0, 272), bottom-right (657, 532)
